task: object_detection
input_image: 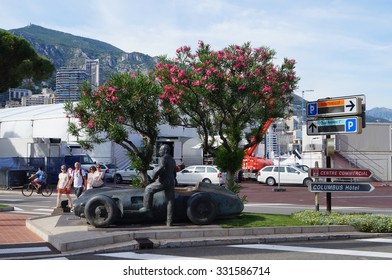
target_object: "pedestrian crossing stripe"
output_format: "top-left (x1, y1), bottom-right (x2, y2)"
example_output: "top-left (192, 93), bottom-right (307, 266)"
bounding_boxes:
top-left (229, 243), bottom-right (392, 259)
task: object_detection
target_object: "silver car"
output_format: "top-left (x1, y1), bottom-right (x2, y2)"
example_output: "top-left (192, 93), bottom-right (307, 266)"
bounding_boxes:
top-left (114, 164), bottom-right (157, 184)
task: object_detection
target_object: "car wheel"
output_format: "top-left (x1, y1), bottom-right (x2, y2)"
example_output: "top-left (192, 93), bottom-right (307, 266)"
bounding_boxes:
top-left (114, 174), bottom-right (122, 184)
top-left (202, 178), bottom-right (212, 184)
top-left (266, 177), bottom-right (276, 186)
top-left (84, 195), bottom-right (119, 228)
top-left (186, 193), bottom-right (217, 225)
top-left (303, 178), bottom-right (313, 187)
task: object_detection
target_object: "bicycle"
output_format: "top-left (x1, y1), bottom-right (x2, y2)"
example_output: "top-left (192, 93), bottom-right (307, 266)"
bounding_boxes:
top-left (22, 181), bottom-right (53, 197)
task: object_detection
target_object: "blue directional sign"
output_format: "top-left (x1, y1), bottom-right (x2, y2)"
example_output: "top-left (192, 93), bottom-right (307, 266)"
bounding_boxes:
top-left (306, 117), bottom-right (362, 135)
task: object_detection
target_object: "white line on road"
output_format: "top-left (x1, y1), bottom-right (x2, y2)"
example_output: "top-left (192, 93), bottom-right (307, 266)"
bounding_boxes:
top-left (230, 244), bottom-right (392, 259)
top-left (0, 246), bottom-right (51, 255)
top-left (97, 252), bottom-right (209, 260)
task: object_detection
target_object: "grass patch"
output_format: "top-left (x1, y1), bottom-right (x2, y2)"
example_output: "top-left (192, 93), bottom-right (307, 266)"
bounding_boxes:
top-left (0, 204), bottom-right (8, 208)
top-left (218, 213), bottom-right (307, 228)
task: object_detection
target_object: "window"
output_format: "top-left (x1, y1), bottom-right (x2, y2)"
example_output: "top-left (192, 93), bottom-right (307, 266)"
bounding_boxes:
top-left (195, 167), bottom-right (205, 173)
top-left (207, 167), bottom-right (217, 173)
top-left (287, 167), bottom-right (298, 173)
top-left (274, 167), bottom-right (285, 173)
top-left (263, 166), bottom-right (274, 172)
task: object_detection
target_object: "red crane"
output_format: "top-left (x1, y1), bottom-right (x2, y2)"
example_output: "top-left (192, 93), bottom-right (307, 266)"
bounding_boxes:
top-left (240, 118), bottom-right (274, 180)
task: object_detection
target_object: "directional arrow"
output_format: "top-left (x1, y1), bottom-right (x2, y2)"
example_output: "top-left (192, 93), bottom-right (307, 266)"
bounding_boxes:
top-left (308, 122), bottom-right (317, 133)
top-left (346, 100), bottom-right (355, 111)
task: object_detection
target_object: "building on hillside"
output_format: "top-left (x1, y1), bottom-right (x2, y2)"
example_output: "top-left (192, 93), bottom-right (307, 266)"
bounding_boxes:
top-left (21, 88), bottom-right (54, 106)
top-left (54, 67), bottom-right (87, 103)
top-left (84, 59), bottom-right (101, 90)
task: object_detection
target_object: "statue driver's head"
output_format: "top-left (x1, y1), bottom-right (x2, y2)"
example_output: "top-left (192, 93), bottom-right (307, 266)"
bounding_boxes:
top-left (159, 144), bottom-right (171, 156)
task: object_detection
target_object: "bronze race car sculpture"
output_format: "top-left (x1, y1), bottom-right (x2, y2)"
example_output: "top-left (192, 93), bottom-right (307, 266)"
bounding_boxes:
top-left (73, 182), bottom-right (244, 227)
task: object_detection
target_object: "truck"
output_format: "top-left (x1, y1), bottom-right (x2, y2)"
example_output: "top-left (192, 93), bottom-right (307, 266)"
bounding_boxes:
top-left (240, 119), bottom-right (274, 180)
top-left (0, 137), bottom-right (95, 186)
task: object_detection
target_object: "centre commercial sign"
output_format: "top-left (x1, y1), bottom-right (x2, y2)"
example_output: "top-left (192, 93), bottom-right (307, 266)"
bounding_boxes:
top-left (310, 168), bottom-right (373, 178)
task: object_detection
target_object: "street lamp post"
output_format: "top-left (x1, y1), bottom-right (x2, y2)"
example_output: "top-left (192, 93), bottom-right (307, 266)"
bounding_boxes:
top-left (301, 90), bottom-right (314, 125)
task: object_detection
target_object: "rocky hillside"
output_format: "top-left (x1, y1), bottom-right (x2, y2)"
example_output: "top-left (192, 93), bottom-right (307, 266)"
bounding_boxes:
top-left (367, 107), bottom-right (392, 122)
top-left (8, 24), bottom-right (158, 83)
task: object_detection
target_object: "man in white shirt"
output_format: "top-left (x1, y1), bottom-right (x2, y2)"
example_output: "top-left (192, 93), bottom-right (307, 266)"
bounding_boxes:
top-left (71, 162), bottom-right (87, 198)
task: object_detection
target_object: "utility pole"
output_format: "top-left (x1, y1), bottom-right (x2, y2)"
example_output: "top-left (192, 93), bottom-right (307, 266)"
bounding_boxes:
top-left (301, 90), bottom-right (314, 125)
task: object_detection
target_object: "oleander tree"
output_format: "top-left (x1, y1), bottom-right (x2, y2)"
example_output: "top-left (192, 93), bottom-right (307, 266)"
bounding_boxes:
top-left (0, 30), bottom-right (55, 92)
top-left (155, 41), bottom-right (299, 191)
top-left (64, 71), bottom-right (165, 186)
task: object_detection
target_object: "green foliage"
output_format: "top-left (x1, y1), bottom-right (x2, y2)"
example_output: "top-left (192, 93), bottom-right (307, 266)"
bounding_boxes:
top-left (292, 210), bottom-right (392, 233)
top-left (0, 29), bottom-right (55, 92)
top-left (215, 146), bottom-right (244, 173)
top-left (155, 41), bottom-right (299, 187)
top-left (64, 71), bottom-right (165, 186)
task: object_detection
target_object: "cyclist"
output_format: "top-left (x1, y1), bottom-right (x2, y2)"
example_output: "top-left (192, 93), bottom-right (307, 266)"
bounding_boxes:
top-left (29, 166), bottom-right (47, 193)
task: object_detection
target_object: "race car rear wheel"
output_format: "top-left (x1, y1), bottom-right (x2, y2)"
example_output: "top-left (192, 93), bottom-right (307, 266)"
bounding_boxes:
top-left (84, 195), bottom-right (119, 228)
top-left (186, 193), bottom-right (217, 225)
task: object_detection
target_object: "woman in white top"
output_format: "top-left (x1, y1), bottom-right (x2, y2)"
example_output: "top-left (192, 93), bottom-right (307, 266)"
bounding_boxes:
top-left (86, 166), bottom-right (96, 190)
top-left (93, 164), bottom-right (105, 188)
top-left (55, 164), bottom-right (73, 209)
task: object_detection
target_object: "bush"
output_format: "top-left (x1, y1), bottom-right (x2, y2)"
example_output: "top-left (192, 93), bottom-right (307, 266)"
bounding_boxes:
top-left (292, 210), bottom-right (392, 233)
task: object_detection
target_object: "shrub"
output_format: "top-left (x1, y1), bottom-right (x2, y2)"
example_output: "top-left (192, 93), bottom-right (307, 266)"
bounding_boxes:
top-left (292, 210), bottom-right (392, 233)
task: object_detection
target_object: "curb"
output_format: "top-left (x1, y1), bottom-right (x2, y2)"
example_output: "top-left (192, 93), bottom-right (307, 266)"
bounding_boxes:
top-left (0, 206), bottom-right (14, 212)
top-left (27, 214), bottom-right (391, 255)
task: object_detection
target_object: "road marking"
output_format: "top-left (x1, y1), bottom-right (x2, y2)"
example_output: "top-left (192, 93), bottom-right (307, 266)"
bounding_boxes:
top-left (230, 244), bottom-right (392, 259)
top-left (97, 252), bottom-right (208, 260)
top-left (0, 246), bottom-right (51, 255)
top-left (356, 238), bottom-right (392, 243)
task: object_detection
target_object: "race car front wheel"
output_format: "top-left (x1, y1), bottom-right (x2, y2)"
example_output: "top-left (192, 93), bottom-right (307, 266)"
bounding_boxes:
top-left (186, 193), bottom-right (217, 225)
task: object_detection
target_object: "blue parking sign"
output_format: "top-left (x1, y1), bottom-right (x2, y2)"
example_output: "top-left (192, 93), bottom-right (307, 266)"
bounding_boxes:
top-left (345, 118), bottom-right (357, 132)
top-left (307, 103), bottom-right (317, 116)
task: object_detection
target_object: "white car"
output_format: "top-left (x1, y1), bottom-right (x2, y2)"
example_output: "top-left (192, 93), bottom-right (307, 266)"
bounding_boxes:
top-left (176, 165), bottom-right (226, 186)
top-left (114, 164), bottom-right (157, 184)
top-left (257, 165), bottom-right (313, 186)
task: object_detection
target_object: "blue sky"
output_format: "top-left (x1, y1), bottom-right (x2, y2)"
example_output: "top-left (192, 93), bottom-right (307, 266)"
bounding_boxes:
top-left (1, 0), bottom-right (391, 109)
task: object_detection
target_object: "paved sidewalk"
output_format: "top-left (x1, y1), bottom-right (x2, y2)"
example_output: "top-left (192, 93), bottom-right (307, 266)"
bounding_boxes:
top-left (0, 212), bottom-right (43, 244)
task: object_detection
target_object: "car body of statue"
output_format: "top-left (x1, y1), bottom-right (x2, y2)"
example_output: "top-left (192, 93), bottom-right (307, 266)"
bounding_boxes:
top-left (73, 182), bottom-right (244, 228)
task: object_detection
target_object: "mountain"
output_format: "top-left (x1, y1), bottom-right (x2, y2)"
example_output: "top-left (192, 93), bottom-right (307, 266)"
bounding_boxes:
top-left (366, 107), bottom-right (392, 122)
top-left (8, 24), bottom-right (157, 84)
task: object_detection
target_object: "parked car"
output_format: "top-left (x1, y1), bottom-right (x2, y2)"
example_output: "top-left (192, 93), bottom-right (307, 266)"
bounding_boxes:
top-left (99, 163), bottom-right (118, 182)
top-left (257, 165), bottom-right (313, 186)
top-left (114, 164), bottom-right (157, 184)
top-left (73, 182), bottom-right (244, 227)
top-left (176, 165), bottom-right (226, 186)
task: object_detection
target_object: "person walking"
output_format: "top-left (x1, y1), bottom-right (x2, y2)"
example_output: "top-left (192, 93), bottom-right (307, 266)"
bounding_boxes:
top-left (86, 166), bottom-right (96, 190)
top-left (55, 165), bottom-right (73, 209)
top-left (93, 164), bottom-right (105, 188)
top-left (71, 162), bottom-right (87, 198)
